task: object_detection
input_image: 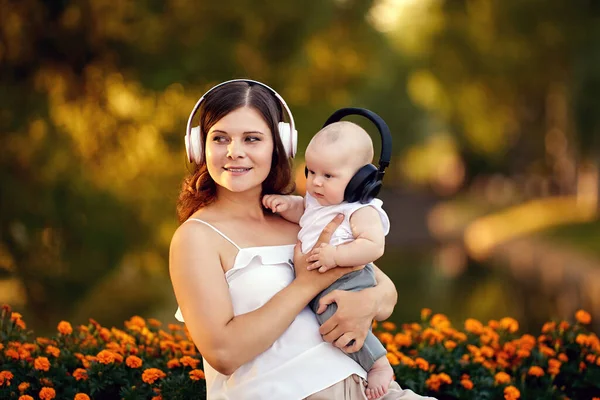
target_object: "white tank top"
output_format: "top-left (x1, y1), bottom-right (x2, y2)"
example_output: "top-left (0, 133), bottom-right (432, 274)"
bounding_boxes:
top-left (175, 219), bottom-right (366, 400)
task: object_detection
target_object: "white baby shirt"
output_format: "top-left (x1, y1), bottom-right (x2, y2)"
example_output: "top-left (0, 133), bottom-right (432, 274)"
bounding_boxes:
top-left (298, 192), bottom-right (390, 253)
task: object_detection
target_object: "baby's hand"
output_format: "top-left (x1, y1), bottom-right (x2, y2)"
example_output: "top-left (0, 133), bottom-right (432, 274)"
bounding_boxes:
top-left (262, 194), bottom-right (291, 213)
top-left (307, 243), bottom-right (338, 272)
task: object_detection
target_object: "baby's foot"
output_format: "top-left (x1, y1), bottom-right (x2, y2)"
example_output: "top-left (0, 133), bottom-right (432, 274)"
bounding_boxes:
top-left (365, 356), bottom-right (394, 400)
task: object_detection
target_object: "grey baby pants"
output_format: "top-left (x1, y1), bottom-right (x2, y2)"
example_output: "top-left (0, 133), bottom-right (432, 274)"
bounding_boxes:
top-left (309, 263), bottom-right (387, 371)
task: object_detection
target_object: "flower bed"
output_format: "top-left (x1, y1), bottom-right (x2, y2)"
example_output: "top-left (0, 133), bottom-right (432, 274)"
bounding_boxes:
top-left (1, 305), bottom-right (599, 400)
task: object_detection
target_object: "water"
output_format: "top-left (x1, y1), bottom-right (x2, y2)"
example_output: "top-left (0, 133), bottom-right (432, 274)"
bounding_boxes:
top-left (377, 246), bottom-right (599, 334)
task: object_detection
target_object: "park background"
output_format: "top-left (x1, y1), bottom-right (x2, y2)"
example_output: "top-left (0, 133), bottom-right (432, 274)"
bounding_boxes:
top-left (1, 0), bottom-right (600, 337)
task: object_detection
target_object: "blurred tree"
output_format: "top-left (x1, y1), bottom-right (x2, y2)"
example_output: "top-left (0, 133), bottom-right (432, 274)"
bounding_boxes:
top-left (372, 0), bottom-right (600, 194)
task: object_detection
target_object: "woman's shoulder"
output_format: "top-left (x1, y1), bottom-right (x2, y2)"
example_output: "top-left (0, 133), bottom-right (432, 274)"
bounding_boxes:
top-left (170, 215), bottom-right (220, 254)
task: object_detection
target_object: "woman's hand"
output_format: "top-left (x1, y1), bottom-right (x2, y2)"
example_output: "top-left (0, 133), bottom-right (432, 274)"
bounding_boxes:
top-left (294, 215), bottom-right (362, 293)
top-left (316, 288), bottom-right (379, 353)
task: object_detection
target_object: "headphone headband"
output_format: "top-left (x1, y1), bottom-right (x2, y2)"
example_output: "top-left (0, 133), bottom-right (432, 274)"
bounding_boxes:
top-left (185, 79), bottom-right (297, 163)
top-left (322, 107), bottom-right (392, 179)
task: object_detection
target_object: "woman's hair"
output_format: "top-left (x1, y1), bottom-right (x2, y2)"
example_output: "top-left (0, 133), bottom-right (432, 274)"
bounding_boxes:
top-left (177, 81), bottom-right (295, 223)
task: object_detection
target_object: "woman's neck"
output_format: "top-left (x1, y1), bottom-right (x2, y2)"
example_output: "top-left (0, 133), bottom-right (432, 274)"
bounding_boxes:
top-left (211, 188), bottom-right (266, 220)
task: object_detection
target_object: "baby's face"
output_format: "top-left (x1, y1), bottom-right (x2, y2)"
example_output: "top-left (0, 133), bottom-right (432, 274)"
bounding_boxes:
top-left (305, 144), bottom-right (357, 206)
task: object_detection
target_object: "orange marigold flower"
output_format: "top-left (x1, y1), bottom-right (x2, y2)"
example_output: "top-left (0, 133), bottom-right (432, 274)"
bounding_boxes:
top-left (465, 318), bottom-right (484, 335)
top-left (96, 350), bottom-right (116, 364)
top-left (430, 314), bottom-right (450, 329)
top-left (528, 366), bottom-right (544, 377)
top-left (5, 349), bottom-right (19, 360)
top-left (15, 319), bottom-right (26, 330)
top-left (381, 321), bottom-right (396, 331)
top-left (127, 316), bottom-right (146, 329)
top-left (0, 370), bottom-right (14, 386)
top-left (142, 368), bottom-right (166, 384)
top-left (57, 321), bottom-right (73, 335)
top-left (421, 308), bottom-right (432, 321)
top-left (400, 355), bottom-right (415, 367)
top-left (541, 321), bottom-right (556, 333)
top-left (540, 345), bottom-right (556, 357)
top-left (99, 328), bottom-right (111, 342)
top-left (425, 374), bottom-right (441, 391)
top-left (126, 355), bottom-right (143, 369)
top-left (461, 378), bottom-right (473, 390)
top-left (575, 310), bottom-right (591, 325)
top-left (386, 353), bottom-right (400, 366)
top-left (516, 349), bottom-right (531, 358)
top-left (504, 385), bottom-right (520, 400)
top-left (46, 346), bottom-right (60, 358)
top-left (189, 369), bottom-right (205, 381)
top-left (0, 344), bottom-right (3, 351)
top-left (11, 312), bottom-right (23, 322)
top-left (378, 332), bottom-right (394, 345)
top-left (480, 345), bottom-right (494, 358)
top-left (167, 359), bottom-right (181, 369)
top-left (148, 318), bottom-right (162, 328)
top-left (34, 357), bottom-right (51, 372)
top-left (19, 396), bottom-right (34, 400)
top-left (558, 353), bottom-right (569, 362)
top-left (438, 373), bottom-right (452, 384)
top-left (39, 387), bottom-right (56, 400)
top-left (18, 382), bottom-right (30, 392)
top-left (415, 357), bottom-right (429, 371)
top-left (179, 356), bottom-right (200, 369)
top-left (586, 354), bottom-right (597, 364)
top-left (494, 371), bottom-right (511, 384)
top-left (74, 394), bottom-right (90, 400)
top-left (73, 368), bottom-right (88, 381)
top-left (394, 333), bottom-right (412, 347)
top-left (488, 319), bottom-right (500, 330)
top-left (499, 317), bottom-right (519, 333)
top-left (558, 320), bottom-right (570, 331)
top-left (444, 340), bottom-right (457, 350)
top-left (548, 358), bottom-right (562, 375)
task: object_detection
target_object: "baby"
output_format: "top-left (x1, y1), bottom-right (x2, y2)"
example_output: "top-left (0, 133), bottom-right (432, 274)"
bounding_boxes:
top-left (262, 121), bottom-right (393, 400)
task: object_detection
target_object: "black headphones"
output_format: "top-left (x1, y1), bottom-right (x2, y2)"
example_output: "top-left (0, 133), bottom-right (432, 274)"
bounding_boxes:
top-left (305, 107), bottom-right (392, 204)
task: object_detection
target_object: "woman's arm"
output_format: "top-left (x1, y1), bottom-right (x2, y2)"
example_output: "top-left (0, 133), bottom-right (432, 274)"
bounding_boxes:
top-left (315, 264), bottom-right (398, 353)
top-left (169, 215), bottom-right (351, 375)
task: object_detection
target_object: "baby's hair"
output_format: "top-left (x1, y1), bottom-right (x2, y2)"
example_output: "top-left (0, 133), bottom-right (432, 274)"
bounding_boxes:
top-left (310, 121), bottom-right (373, 166)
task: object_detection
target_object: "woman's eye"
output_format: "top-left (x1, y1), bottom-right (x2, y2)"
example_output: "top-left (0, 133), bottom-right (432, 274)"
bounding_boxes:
top-left (212, 136), bottom-right (227, 143)
top-left (246, 136), bottom-right (260, 142)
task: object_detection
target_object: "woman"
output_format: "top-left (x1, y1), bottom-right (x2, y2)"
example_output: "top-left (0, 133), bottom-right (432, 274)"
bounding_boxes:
top-left (170, 80), bottom-right (434, 400)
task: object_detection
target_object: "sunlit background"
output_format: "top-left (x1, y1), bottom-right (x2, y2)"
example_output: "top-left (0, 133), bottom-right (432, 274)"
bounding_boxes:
top-left (2, 0), bottom-right (599, 336)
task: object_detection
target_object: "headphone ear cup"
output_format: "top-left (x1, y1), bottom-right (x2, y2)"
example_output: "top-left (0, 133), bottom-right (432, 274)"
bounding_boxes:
top-left (344, 164), bottom-right (378, 203)
top-left (278, 122), bottom-right (297, 158)
top-left (360, 181), bottom-right (382, 203)
top-left (187, 126), bottom-right (203, 164)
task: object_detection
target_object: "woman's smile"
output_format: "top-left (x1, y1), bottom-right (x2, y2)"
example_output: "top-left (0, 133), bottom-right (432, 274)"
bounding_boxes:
top-left (223, 166), bottom-right (253, 176)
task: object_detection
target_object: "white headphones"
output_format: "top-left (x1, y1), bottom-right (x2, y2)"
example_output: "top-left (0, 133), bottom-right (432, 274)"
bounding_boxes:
top-left (185, 79), bottom-right (298, 164)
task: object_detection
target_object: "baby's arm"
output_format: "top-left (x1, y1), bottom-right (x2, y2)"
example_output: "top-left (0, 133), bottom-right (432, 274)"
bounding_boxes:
top-left (308, 206), bottom-right (385, 272)
top-left (262, 194), bottom-right (305, 223)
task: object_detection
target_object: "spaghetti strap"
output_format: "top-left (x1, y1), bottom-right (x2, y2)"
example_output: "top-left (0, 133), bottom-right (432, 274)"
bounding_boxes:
top-left (184, 218), bottom-right (241, 250)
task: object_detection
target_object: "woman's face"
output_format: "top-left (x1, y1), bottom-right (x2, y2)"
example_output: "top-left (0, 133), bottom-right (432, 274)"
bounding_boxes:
top-left (205, 106), bottom-right (275, 194)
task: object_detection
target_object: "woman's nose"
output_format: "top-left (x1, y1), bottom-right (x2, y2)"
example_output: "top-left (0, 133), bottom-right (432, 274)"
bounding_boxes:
top-left (226, 140), bottom-right (245, 159)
